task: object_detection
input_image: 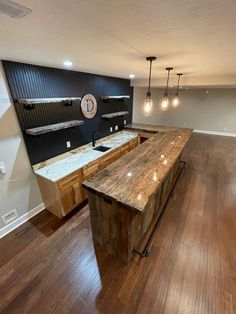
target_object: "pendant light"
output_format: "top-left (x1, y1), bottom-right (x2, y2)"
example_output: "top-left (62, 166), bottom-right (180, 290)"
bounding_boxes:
top-left (160, 67), bottom-right (173, 111)
top-left (143, 56), bottom-right (156, 116)
top-left (172, 73), bottom-right (183, 108)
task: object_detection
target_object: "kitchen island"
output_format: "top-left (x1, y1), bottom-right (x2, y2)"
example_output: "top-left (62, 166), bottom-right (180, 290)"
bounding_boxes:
top-left (83, 125), bottom-right (192, 263)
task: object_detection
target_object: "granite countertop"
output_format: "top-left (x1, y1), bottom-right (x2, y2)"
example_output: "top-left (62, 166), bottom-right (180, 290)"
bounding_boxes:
top-left (34, 131), bottom-right (138, 182)
top-left (83, 125), bottom-right (192, 213)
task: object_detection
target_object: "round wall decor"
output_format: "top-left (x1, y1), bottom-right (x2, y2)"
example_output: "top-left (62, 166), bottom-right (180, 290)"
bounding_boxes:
top-left (80, 94), bottom-right (97, 119)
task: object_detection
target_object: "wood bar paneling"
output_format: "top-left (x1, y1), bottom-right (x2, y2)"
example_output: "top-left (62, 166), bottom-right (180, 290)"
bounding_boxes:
top-left (87, 156), bottom-right (183, 263)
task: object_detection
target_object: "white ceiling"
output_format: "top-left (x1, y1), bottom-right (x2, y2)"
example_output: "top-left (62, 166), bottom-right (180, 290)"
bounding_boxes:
top-left (1, 0), bottom-right (236, 87)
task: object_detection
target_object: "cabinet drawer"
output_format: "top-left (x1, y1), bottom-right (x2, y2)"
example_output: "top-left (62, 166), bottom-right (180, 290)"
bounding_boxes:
top-left (102, 158), bottom-right (115, 169)
top-left (103, 148), bottom-right (121, 162)
top-left (100, 148), bottom-right (121, 168)
top-left (82, 160), bottom-right (100, 180)
top-left (60, 182), bottom-right (85, 214)
top-left (120, 143), bottom-right (130, 155)
top-left (129, 138), bottom-right (138, 150)
top-left (58, 170), bottom-right (82, 190)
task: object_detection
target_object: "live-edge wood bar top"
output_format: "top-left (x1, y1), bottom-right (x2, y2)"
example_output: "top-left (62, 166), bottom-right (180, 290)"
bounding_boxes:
top-left (83, 125), bottom-right (192, 213)
top-left (125, 122), bottom-right (182, 133)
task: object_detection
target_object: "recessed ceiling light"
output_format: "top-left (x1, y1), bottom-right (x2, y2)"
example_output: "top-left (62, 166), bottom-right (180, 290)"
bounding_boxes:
top-left (129, 74), bottom-right (135, 79)
top-left (63, 60), bottom-right (72, 67)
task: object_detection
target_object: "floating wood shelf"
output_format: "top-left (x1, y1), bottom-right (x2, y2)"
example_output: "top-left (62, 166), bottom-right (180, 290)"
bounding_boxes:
top-left (17, 97), bottom-right (81, 110)
top-left (25, 120), bottom-right (84, 136)
top-left (18, 97), bottom-right (82, 105)
top-left (101, 95), bottom-right (130, 101)
top-left (101, 111), bottom-right (129, 119)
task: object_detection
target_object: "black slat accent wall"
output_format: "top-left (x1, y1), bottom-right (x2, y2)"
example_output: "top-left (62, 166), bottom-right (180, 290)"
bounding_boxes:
top-left (2, 61), bottom-right (133, 165)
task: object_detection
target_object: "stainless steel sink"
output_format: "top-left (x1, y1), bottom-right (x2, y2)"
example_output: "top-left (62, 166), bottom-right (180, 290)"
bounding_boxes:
top-left (93, 145), bottom-right (111, 152)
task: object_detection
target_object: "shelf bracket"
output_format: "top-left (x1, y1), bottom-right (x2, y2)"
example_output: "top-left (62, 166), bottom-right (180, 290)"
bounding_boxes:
top-left (23, 103), bottom-right (34, 110)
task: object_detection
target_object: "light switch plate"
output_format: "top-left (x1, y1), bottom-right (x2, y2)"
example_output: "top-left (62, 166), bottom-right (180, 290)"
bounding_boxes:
top-left (110, 127), bottom-right (113, 132)
top-left (115, 125), bottom-right (118, 131)
top-left (0, 161), bottom-right (6, 175)
top-left (66, 141), bottom-right (71, 148)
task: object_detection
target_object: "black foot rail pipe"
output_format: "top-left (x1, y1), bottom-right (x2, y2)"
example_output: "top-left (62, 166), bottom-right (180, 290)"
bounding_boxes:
top-left (132, 160), bottom-right (186, 258)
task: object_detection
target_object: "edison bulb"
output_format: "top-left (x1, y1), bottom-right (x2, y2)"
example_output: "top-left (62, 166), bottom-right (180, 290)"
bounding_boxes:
top-left (160, 97), bottom-right (169, 111)
top-left (172, 96), bottom-right (179, 108)
top-left (143, 98), bottom-right (153, 116)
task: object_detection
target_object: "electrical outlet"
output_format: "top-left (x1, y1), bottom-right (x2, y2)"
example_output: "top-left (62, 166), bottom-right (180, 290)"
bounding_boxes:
top-left (124, 120), bottom-right (127, 125)
top-left (2, 209), bottom-right (18, 225)
top-left (115, 125), bottom-right (118, 131)
top-left (66, 141), bottom-right (71, 148)
top-left (110, 127), bottom-right (113, 132)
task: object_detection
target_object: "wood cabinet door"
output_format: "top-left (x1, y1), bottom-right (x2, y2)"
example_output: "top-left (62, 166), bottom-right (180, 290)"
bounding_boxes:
top-left (57, 169), bottom-right (85, 215)
top-left (72, 182), bottom-right (85, 204)
top-left (60, 186), bottom-right (75, 214)
top-left (60, 182), bottom-right (85, 215)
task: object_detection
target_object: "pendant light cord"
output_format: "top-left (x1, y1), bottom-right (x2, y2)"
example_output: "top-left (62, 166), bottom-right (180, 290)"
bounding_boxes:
top-left (165, 69), bottom-right (170, 96)
top-left (148, 59), bottom-right (152, 94)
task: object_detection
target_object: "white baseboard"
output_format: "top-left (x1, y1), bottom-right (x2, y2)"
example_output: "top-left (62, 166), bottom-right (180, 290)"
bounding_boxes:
top-left (194, 129), bottom-right (236, 137)
top-left (0, 203), bottom-right (45, 239)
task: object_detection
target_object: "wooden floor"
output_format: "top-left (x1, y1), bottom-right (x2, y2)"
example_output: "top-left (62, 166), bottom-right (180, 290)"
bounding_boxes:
top-left (0, 133), bottom-right (236, 314)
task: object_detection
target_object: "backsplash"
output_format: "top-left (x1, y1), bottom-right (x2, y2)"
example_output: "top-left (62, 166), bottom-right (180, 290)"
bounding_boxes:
top-left (2, 61), bottom-right (133, 165)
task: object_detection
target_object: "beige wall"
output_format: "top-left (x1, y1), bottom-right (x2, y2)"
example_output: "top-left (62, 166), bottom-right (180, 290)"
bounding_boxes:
top-left (0, 62), bottom-right (43, 233)
top-left (133, 87), bottom-right (236, 133)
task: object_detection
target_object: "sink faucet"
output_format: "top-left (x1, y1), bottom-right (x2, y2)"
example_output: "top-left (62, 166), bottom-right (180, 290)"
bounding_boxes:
top-left (92, 131), bottom-right (100, 147)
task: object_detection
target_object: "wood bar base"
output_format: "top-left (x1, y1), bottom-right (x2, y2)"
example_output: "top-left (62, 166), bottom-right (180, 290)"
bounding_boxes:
top-left (87, 156), bottom-right (183, 263)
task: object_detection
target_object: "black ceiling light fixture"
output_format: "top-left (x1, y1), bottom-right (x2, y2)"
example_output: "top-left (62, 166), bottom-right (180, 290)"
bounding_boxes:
top-left (160, 67), bottom-right (173, 111)
top-left (143, 56), bottom-right (156, 116)
top-left (172, 73), bottom-right (183, 108)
